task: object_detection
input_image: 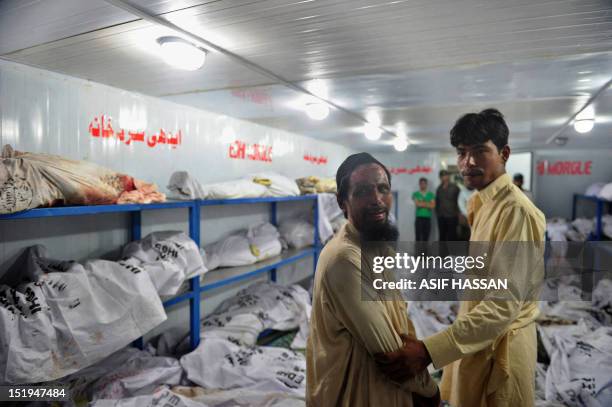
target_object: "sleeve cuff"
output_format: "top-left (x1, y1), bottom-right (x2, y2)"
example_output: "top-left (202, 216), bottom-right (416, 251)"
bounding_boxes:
top-left (423, 329), bottom-right (463, 369)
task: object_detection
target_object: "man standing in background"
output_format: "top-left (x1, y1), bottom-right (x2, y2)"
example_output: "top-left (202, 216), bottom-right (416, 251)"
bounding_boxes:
top-left (412, 177), bottom-right (435, 242)
top-left (435, 170), bottom-right (460, 242)
top-left (457, 181), bottom-right (475, 240)
top-left (513, 173), bottom-right (534, 201)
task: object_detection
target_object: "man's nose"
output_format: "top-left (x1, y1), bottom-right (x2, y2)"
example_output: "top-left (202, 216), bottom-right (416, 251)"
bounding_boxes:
top-left (463, 152), bottom-right (477, 167)
top-left (371, 189), bottom-right (385, 206)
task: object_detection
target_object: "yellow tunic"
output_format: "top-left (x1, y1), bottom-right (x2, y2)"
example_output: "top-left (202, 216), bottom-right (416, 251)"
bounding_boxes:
top-left (306, 222), bottom-right (438, 407)
top-left (423, 173), bottom-right (546, 407)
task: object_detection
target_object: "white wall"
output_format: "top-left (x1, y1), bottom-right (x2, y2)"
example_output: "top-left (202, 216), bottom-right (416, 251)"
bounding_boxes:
top-left (376, 151), bottom-right (442, 241)
top-left (532, 149), bottom-right (612, 219)
top-left (0, 60), bottom-right (358, 338)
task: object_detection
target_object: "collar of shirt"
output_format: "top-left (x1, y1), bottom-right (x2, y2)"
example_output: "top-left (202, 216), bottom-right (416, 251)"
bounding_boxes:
top-left (344, 221), bottom-right (360, 244)
top-left (476, 173), bottom-right (512, 204)
top-left (467, 173), bottom-right (512, 225)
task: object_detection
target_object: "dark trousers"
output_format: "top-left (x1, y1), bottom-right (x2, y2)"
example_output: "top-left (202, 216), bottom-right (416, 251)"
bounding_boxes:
top-left (415, 217), bottom-right (431, 241)
top-left (437, 216), bottom-right (458, 241)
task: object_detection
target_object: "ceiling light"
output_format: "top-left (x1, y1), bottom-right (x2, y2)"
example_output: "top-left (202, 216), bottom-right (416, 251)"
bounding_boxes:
top-left (393, 137), bottom-right (409, 152)
top-left (366, 110), bottom-right (382, 126)
top-left (395, 121), bottom-right (407, 138)
top-left (307, 79), bottom-right (329, 99)
top-left (157, 36), bottom-right (207, 71)
top-left (364, 123), bottom-right (382, 140)
top-left (576, 105), bottom-right (595, 120)
top-left (305, 102), bottom-right (330, 120)
top-left (574, 119), bottom-right (594, 134)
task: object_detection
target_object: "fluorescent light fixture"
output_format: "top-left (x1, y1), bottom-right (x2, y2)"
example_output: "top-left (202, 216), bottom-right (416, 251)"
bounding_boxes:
top-left (307, 79), bottom-right (329, 99)
top-left (364, 123), bottom-right (382, 140)
top-left (393, 137), bottom-right (409, 151)
top-left (305, 102), bottom-right (330, 120)
top-left (576, 105), bottom-right (595, 120)
top-left (574, 119), bottom-right (594, 133)
top-left (573, 104), bottom-right (595, 133)
top-left (393, 122), bottom-right (409, 151)
top-left (366, 110), bottom-right (382, 126)
top-left (363, 110), bottom-right (382, 140)
top-left (395, 122), bottom-right (407, 138)
top-left (157, 36), bottom-right (207, 71)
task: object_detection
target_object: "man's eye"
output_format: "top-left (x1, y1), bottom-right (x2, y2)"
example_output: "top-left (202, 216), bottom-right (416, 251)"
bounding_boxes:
top-left (379, 185), bottom-right (390, 194)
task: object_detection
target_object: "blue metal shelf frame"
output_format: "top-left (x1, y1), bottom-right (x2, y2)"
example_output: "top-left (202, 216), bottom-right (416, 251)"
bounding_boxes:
top-left (0, 192), bottom-right (400, 352)
top-left (199, 248), bottom-right (317, 293)
top-left (0, 201), bottom-right (198, 350)
top-left (188, 194), bottom-right (319, 349)
top-left (0, 201), bottom-right (195, 220)
top-left (572, 194), bottom-right (612, 241)
top-left (392, 191), bottom-right (399, 223)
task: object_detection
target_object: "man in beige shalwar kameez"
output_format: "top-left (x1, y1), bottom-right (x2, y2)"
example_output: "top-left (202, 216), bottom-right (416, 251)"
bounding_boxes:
top-left (376, 109), bottom-right (545, 406)
top-left (306, 153), bottom-right (440, 407)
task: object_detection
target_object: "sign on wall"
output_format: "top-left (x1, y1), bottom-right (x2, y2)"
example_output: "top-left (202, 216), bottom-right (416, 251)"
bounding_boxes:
top-left (537, 160), bottom-right (592, 176)
top-left (228, 139), bottom-right (273, 162)
top-left (303, 154), bottom-right (328, 165)
top-left (88, 114), bottom-right (182, 148)
top-left (389, 165), bottom-right (433, 175)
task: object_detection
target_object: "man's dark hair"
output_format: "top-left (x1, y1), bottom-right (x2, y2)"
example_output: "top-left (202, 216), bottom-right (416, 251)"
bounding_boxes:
top-left (439, 170), bottom-right (448, 178)
top-left (513, 173), bottom-right (524, 182)
top-left (336, 152), bottom-right (391, 216)
top-left (450, 108), bottom-right (509, 151)
top-left (419, 177), bottom-right (428, 183)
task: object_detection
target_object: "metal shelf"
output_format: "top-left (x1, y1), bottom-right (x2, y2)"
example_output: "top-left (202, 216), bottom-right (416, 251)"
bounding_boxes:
top-left (201, 247), bottom-right (317, 292)
top-left (0, 194), bottom-right (321, 352)
top-left (572, 194), bottom-right (612, 241)
top-left (0, 200), bottom-right (195, 220)
top-left (1, 191), bottom-right (399, 352)
top-left (198, 194), bottom-right (317, 206)
top-left (161, 248), bottom-right (318, 307)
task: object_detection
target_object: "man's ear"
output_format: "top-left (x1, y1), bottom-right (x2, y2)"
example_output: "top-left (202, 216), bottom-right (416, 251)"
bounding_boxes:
top-left (336, 195), bottom-right (348, 219)
top-left (501, 145), bottom-right (511, 163)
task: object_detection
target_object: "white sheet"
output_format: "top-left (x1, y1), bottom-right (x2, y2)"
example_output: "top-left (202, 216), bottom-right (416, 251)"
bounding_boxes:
top-left (121, 231), bottom-right (206, 296)
top-left (279, 219), bottom-right (314, 250)
top-left (167, 171), bottom-right (299, 200)
top-left (407, 301), bottom-right (458, 339)
top-left (317, 193), bottom-right (343, 244)
top-left (181, 337), bottom-right (306, 395)
top-left (597, 183), bottom-right (612, 201)
top-left (545, 327), bottom-right (612, 407)
top-left (201, 282), bottom-right (311, 346)
top-left (0, 246), bottom-right (166, 384)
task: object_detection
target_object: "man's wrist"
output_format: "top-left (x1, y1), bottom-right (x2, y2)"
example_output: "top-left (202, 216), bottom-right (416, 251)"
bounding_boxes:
top-left (421, 340), bottom-right (432, 366)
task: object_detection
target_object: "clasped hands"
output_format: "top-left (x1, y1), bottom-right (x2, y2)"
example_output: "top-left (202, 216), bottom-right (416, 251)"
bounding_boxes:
top-left (374, 333), bottom-right (432, 382)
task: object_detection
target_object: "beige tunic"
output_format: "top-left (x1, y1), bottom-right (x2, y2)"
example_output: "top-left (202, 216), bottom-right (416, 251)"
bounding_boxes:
top-left (306, 222), bottom-right (438, 407)
top-left (423, 173), bottom-right (546, 406)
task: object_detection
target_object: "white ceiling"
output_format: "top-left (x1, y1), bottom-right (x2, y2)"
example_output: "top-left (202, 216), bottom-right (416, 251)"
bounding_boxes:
top-left (1, 0), bottom-right (611, 152)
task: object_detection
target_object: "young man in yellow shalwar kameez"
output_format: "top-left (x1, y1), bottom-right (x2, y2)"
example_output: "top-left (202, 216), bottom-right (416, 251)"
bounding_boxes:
top-left (376, 109), bottom-right (546, 406)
